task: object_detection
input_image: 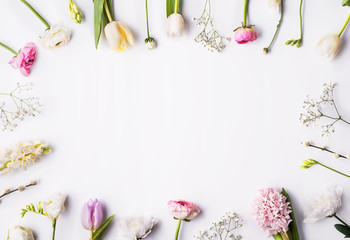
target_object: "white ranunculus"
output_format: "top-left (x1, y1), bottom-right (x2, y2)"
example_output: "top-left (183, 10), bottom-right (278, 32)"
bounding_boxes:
top-left (166, 13), bottom-right (185, 37)
top-left (42, 192), bottom-right (67, 220)
top-left (316, 34), bottom-right (341, 60)
top-left (8, 226), bottom-right (34, 240)
top-left (41, 24), bottom-right (71, 48)
top-left (119, 216), bottom-right (158, 240)
top-left (304, 186), bottom-right (343, 223)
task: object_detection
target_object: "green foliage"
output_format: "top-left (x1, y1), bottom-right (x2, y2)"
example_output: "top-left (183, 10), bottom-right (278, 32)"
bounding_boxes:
top-left (94, 0), bottom-right (105, 49)
top-left (92, 215), bottom-right (115, 240)
top-left (281, 188), bottom-right (300, 240)
top-left (21, 202), bottom-right (45, 218)
top-left (342, 0), bottom-right (350, 6)
top-left (335, 224), bottom-right (350, 238)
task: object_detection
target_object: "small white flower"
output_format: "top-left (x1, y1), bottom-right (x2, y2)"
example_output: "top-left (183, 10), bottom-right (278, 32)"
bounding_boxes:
top-left (166, 13), bottom-right (185, 37)
top-left (42, 192), bottom-right (66, 220)
top-left (41, 24), bottom-right (71, 48)
top-left (7, 226), bottom-right (34, 240)
top-left (304, 186), bottom-right (343, 223)
top-left (267, 0), bottom-right (281, 9)
top-left (119, 215), bottom-right (158, 240)
top-left (316, 34), bottom-right (341, 60)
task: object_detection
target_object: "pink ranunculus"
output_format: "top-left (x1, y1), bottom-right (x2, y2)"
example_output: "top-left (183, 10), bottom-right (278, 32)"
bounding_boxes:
top-left (234, 27), bottom-right (257, 44)
top-left (253, 188), bottom-right (292, 237)
top-left (81, 199), bottom-right (104, 231)
top-left (8, 42), bottom-right (36, 77)
top-left (167, 200), bottom-right (200, 221)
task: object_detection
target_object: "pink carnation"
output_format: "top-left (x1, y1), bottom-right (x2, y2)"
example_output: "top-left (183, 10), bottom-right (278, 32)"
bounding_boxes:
top-left (253, 188), bottom-right (292, 237)
top-left (9, 42), bottom-right (36, 77)
top-left (167, 200), bottom-right (200, 221)
top-left (234, 27), bottom-right (257, 44)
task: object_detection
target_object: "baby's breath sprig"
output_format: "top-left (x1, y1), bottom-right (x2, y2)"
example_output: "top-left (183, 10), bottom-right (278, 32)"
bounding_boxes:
top-left (0, 180), bottom-right (38, 202)
top-left (0, 83), bottom-right (42, 131)
top-left (193, 0), bottom-right (230, 52)
top-left (195, 212), bottom-right (243, 240)
top-left (299, 82), bottom-right (350, 137)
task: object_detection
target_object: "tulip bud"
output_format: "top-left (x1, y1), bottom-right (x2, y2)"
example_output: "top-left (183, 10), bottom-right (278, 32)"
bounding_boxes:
top-left (81, 199), bottom-right (103, 231)
top-left (234, 26), bottom-right (257, 44)
top-left (166, 13), bottom-right (185, 37)
top-left (7, 226), bottom-right (34, 240)
top-left (145, 37), bottom-right (156, 50)
top-left (316, 34), bottom-right (341, 60)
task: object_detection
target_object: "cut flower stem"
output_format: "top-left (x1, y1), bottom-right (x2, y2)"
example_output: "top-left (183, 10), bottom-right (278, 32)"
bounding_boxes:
top-left (19, 0), bottom-right (50, 29)
top-left (243, 0), bottom-right (248, 27)
top-left (333, 214), bottom-right (350, 228)
top-left (175, 219), bottom-right (182, 240)
top-left (338, 13), bottom-right (350, 37)
top-left (304, 142), bottom-right (347, 159)
top-left (104, 0), bottom-right (113, 23)
top-left (317, 161), bottom-right (350, 178)
top-left (0, 42), bottom-right (18, 55)
top-left (264, 0), bottom-right (284, 54)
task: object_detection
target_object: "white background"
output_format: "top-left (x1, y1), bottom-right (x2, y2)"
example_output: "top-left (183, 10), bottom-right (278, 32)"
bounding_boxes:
top-left (0, 0), bottom-right (350, 239)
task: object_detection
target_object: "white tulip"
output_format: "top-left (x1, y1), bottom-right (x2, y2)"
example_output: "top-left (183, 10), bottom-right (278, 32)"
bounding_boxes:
top-left (8, 226), bottom-right (34, 240)
top-left (316, 34), bottom-right (341, 60)
top-left (41, 24), bottom-right (71, 48)
top-left (166, 13), bottom-right (185, 37)
top-left (267, 0), bottom-right (282, 9)
top-left (42, 192), bottom-right (66, 220)
top-left (119, 216), bottom-right (158, 240)
top-left (104, 21), bottom-right (134, 52)
top-left (304, 186), bottom-right (343, 223)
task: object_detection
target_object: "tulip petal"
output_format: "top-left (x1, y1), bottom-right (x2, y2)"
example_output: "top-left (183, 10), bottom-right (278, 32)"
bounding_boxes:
top-left (118, 33), bottom-right (128, 52)
top-left (117, 22), bottom-right (134, 46)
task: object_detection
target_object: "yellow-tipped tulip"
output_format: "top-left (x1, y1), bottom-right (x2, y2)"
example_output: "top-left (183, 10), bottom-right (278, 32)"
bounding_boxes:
top-left (104, 21), bottom-right (134, 52)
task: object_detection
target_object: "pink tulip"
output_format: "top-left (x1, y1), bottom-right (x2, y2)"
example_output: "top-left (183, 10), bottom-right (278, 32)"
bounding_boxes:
top-left (167, 200), bottom-right (200, 221)
top-left (234, 27), bottom-right (257, 44)
top-left (8, 42), bottom-right (36, 77)
top-left (81, 199), bottom-right (103, 231)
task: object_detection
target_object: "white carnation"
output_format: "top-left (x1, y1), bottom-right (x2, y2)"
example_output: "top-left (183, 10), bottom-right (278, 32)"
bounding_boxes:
top-left (119, 216), bottom-right (158, 240)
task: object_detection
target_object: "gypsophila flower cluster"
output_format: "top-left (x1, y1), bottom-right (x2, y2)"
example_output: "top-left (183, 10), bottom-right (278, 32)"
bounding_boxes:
top-left (0, 141), bottom-right (51, 174)
top-left (0, 83), bottom-right (42, 131)
top-left (193, 0), bottom-right (230, 52)
top-left (299, 82), bottom-right (350, 137)
top-left (195, 212), bottom-right (243, 240)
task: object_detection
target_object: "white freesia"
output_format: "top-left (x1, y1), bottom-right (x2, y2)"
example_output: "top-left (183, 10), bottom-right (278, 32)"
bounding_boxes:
top-left (41, 24), bottom-right (71, 48)
top-left (304, 186), bottom-right (343, 223)
top-left (166, 13), bottom-right (185, 37)
top-left (42, 192), bottom-right (67, 220)
top-left (316, 34), bottom-right (341, 60)
top-left (119, 216), bottom-right (158, 240)
top-left (8, 226), bottom-right (34, 240)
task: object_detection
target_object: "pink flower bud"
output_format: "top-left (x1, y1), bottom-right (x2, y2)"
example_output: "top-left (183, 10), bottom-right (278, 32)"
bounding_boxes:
top-left (167, 200), bottom-right (200, 221)
top-left (81, 199), bottom-right (103, 231)
top-left (8, 42), bottom-right (36, 77)
top-left (234, 27), bottom-right (257, 44)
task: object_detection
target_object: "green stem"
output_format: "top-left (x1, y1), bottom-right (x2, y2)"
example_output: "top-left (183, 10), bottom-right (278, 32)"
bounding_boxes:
top-left (334, 214), bottom-right (350, 228)
top-left (264, 0), bottom-right (284, 53)
top-left (90, 230), bottom-right (93, 240)
top-left (318, 162), bottom-right (350, 178)
top-left (104, 0), bottom-right (113, 23)
top-left (52, 219), bottom-right (57, 240)
top-left (145, 0), bottom-right (150, 38)
top-left (175, 219), bottom-right (182, 240)
top-left (174, 0), bottom-right (180, 14)
top-left (0, 42), bottom-right (18, 56)
top-left (298, 0), bottom-right (303, 40)
top-left (243, 0), bottom-right (248, 27)
top-left (338, 13), bottom-right (350, 37)
top-left (19, 0), bottom-right (50, 29)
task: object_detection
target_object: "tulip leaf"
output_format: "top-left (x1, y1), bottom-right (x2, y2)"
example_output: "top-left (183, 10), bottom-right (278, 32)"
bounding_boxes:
top-left (92, 215), bottom-right (115, 240)
top-left (102, 0), bottom-right (114, 29)
top-left (166, 0), bottom-right (181, 17)
top-left (342, 0), bottom-right (350, 6)
top-left (94, 0), bottom-right (105, 49)
top-left (281, 188), bottom-right (300, 240)
top-left (335, 224), bottom-right (350, 238)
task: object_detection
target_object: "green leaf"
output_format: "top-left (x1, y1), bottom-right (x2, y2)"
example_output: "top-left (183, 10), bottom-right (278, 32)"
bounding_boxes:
top-left (281, 188), bottom-right (300, 240)
top-left (92, 215), bottom-right (115, 240)
top-left (94, 0), bottom-right (105, 49)
top-left (342, 0), bottom-right (350, 6)
top-left (335, 224), bottom-right (350, 238)
top-left (273, 234), bottom-right (283, 240)
top-left (102, 0), bottom-right (114, 30)
top-left (166, 0), bottom-right (175, 17)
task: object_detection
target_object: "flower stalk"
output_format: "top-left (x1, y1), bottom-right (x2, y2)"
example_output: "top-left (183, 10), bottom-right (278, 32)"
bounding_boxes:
top-left (19, 0), bottom-right (50, 29)
top-left (0, 42), bottom-right (18, 56)
top-left (52, 218), bottom-right (57, 240)
top-left (104, 0), bottom-right (113, 23)
top-left (333, 214), bottom-right (350, 228)
top-left (301, 159), bottom-right (350, 179)
top-left (175, 219), bottom-right (182, 240)
top-left (285, 0), bottom-right (303, 47)
top-left (243, 0), bottom-right (248, 27)
top-left (338, 13), bottom-right (350, 37)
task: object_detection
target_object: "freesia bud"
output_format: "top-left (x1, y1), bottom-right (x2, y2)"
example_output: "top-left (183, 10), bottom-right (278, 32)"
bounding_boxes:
top-left (7, 226), bottom-right (34, 240)
top-left (81, 199), bottom-right (103, 231)
top-left (234, 26), bottom-right (257, 44)
top-left (167, 200), bottom-right (200, 221)
top-left (41, 24), bottom-right (71, 48)
top-left (104, 21), bottom-right (134, 52)
top-left (316, 34), bottom-right (341, 60)
top-left (145, 37), bottom-right (156, 50)
top-left (166, 13), bottom-right (185, 37)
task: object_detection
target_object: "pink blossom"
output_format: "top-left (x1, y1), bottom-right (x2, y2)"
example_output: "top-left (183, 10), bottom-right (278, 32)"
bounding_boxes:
top-left (253, 188), bottom-right (292, 237)
top-left (234, 27), bottom-right (257, 44)
top-left (167, 200), bottom-right (200, 221)
top-left (8, 42), bottom-right (36, 77)
top-left (81, 199), bottom-right (103, 231)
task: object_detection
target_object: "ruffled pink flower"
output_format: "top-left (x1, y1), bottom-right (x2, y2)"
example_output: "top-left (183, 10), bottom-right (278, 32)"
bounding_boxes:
top-left (234, 27), bottom-right (257, 44)
top-left (253, 188), bottom-right (292, 237)
top-left (8, 42), bottom-right (36, 77)
top-left (167, 200), bottom-right (200, 221)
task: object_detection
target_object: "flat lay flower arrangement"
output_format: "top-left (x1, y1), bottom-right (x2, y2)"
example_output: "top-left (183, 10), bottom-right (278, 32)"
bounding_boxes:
top-left (1, 0), bottom-right (350, 240)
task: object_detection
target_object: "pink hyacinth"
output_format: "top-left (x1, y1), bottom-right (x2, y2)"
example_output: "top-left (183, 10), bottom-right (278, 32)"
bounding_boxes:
top-left (253, 188), bottom-right (292, 237)
top-left (8, 42), bottom-right (36, 77)
top-left (234, 27), bottom-right (257, 44)
top-left (167, 200), bottom-right (200, 221)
